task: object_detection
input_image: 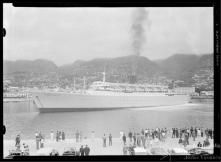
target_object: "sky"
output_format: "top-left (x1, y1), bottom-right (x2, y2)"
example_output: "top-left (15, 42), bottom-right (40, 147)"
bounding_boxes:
top-left (3, 4), bottom-right (213, 66)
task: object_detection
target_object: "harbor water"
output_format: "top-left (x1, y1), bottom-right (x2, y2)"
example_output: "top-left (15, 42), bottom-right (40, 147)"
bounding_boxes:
top-left (4, 100), bottom-right (213, 140)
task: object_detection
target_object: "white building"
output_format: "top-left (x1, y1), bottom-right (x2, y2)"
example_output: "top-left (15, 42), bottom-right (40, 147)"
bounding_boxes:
top-left (200, 91), bottom-right (214, 96)
top-left (173, 87), bottom-right (195, 95)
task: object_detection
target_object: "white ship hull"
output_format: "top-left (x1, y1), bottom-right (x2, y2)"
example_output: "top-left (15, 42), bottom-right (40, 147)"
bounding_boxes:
top-left (32, 91), bottom-right (190, 113)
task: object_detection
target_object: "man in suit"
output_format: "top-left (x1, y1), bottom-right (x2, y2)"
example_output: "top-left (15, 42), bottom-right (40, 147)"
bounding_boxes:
top-left (84, 145), bottom-right (90, 156)
top-left (128, 131), bottom-right (133, 142)
top-left (122, 134), bottom-right (126, 145)
top-left (133, 132), bottom-right (136, 146)
top-left (103, 134), bottom-right (107, 147)
top-left (172, 128), bottom-right (175, 138)
top-left (79, 145), bottom-right (84, 156)
top-left (109, 134), bottom-right (112, 146)
top-left (62, 132), bottom-right (65, 141)
top-left (190, 127), bottom-right (193, 137)
top-left (15, 135), bottom-right (20, 147)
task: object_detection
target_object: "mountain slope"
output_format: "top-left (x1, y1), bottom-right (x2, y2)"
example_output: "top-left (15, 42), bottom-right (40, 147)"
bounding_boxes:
top-left (3, 54), bottom-right (213, 85)
top-left (156, 54), bottom-right (213, 81)
top-left (3, 59), bottom-right (58, 74)
top-left (58, 55), bottom-right (160, 82)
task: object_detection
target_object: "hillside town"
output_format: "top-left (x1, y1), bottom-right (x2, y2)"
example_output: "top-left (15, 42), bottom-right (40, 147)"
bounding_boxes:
top-left (3, 67), bottom-right (213, 98)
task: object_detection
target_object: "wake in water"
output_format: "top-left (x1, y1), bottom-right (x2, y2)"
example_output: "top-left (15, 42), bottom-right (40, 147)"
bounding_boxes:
top-left (129, 103), bottom-right (208, 111)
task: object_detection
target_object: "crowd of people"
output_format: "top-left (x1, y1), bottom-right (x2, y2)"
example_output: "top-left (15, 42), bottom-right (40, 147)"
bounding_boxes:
top-left (119, 127), bottom-right (213, 152)
top-left (119, 128), bottom-right (169, 149)
top-left (79, 145), bottom-right (90, 156)
top-left (55, 131), bottom-right (66, 142)
top-left (11, 126), bottom-right (213, 156)
top-left (13, 131), bottom-right (90, 156)
top-left (172, 127), bottom-right (213, 140)
top-left (75, 130), bottom-right (83, 143)
top-left (49, 131), bottom-right (66, 142)
top-left (171, 127), bottom-right (213, 148)
top-left (49, 130), bottom-right (85, 143)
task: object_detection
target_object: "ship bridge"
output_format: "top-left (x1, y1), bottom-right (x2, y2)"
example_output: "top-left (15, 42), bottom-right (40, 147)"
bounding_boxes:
top-left (89, 81), bottom-right (168, 93)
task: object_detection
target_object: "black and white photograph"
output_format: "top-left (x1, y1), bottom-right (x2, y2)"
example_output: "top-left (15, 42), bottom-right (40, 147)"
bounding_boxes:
top-left (2, 2), bottom-right (220, 159)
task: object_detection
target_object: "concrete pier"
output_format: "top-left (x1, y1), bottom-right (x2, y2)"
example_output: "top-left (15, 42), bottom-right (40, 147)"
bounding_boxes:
top-left (4, 136), bottom-right (213, 157)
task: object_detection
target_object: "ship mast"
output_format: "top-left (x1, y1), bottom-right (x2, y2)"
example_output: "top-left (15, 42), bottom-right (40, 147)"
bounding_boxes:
top-left (73, 78), bottom-right (76, 92)
top-left (83, 76), bottom-right (86, 93)
top-left (102, 71), bottom-right (106, 83)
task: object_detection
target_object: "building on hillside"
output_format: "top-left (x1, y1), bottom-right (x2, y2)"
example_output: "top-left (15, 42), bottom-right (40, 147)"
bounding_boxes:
top-left (200, 91), bottom-right (214, 96)
top-left (173, 87), bottom-right (195, 95)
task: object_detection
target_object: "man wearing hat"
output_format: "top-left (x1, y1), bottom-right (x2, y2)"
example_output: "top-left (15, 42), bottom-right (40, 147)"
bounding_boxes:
top-left (79, 145), bottom-right (85, 156)
top-left (84, 145), bottom-right (90, 156)
top-left (15, 135), bottom-right (21, 150)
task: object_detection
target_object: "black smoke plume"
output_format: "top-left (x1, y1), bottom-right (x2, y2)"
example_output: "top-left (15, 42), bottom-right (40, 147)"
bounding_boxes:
top-left (129, 8), bottom-right (149, 82)
top-left (131, 8), bottom-right (149, 56)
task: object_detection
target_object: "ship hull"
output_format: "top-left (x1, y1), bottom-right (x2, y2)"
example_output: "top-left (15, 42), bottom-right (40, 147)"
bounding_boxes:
top-left (32, 92), bottom-right (190, 113)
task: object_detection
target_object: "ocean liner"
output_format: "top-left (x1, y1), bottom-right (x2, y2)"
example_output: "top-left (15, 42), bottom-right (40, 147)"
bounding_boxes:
top-left (32, 72), bottom-right (190, 113)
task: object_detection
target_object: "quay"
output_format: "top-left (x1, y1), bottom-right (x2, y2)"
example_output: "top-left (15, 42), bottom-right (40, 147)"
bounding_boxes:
top-left (4, 136), bottom-right (213, 157)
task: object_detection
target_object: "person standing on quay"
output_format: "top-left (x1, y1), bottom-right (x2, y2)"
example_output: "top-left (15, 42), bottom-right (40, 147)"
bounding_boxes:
top-left (141, 129), bottom-right (144, 136)
top-left (62, 131), bottom-right (65, 141)
top-left (56, 131), bottom-right (59, 142)
top-left (162, 130), bottom-right (166, 142)
top-left (190, 126), bottom-right (193, 137)
top-left (84, 145), bottom-right (90, 156)
top-left (39, 132), bottom-right (43, 148)
top-left (141, 133), bottom-right (145, 148)
top-left (186, 132), bottom-right (189, 145)
top-left (36, 133), bottom-right (40, 150)
top-left (58, 131), bottom-right (60, 141)
top-left (144, 129), bottom-right (148, 138)
top-left (79, 145), bottom-right (85, 156)
top-left (205, 129), bottom-right (209, 138)
top-left (197, 128), bottom-right (201, 138)
top-left (109, 133), bottom-right (112, 146)
top-left (172, 128), bottom-right (175, 138)
top-left (35, 131), bottom-right (38, 140)
top-left (183, 133), bottom-right (187, 147)
top-left (122, 133), bottom-right (126, 145)
top-left (128, 131), bottom-right (133, 142)
top-left (103, 134), bottom-right (107, 147)
top-left (201, 128), bottom-right (204, 137)
top-left (15, 135), bottom-right (21, 150)
top-left (176, 128), bottom-right (179, 138)
top-left (194, 127), bottom-right (197, 138)
top-left (50, 131), bottom-right (54, 141)
top-left (192, 129), bottom-right (196, 141)
top-left (76, 130), bottom-right (80, 143)
top-left (40, 135), bottom-right (45, 148)
top-left (59, 131), bottom-right (62, 141)
top-left (35, 131), bottom-right (39, 148)
top-left (186, 128), bottom-right (190, 138)
top-left (133, 132), bottom-right (136, 146)
top-left (209, 129), bottom-right (213, 139)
